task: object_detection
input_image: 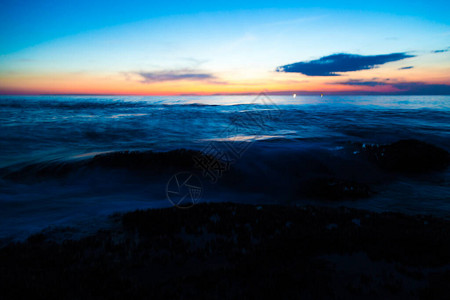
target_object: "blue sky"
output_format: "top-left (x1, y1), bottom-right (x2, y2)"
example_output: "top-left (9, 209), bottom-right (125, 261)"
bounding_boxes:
top-left (1, 0), bottom-right (449, 94)
top-left (2, 0), bottom-right (450, 54)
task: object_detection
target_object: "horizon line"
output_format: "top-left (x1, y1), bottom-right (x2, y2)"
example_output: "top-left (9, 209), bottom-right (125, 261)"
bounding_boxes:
top-left (1, 91), bottom-right (450, 96)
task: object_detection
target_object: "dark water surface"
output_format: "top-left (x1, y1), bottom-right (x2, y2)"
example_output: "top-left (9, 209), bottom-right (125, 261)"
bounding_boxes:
top-left (1, 95), bottom-right (449, 241)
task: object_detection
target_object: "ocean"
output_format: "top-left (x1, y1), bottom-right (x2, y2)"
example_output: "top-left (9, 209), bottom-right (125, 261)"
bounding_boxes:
top-left (1, 95), bottom-right (449, 241)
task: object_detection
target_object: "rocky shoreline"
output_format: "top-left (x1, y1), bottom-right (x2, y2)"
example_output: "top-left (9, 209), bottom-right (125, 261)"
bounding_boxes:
top-left (1, 202), bottom-right (450, 299)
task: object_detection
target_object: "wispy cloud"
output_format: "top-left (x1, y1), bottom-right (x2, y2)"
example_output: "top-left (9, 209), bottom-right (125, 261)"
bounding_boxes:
top-left (336, 79), bottom-right (388, 86)
top-left (391, 82), bottom-right (450, 95)
top-left (276, 52), bottom-right (415, 76)
top-left (336, 78), bottom-right (450, 95)
top-left (398, 66), bottom-right (414, 70)
top-left (432, 48), bottom-right (449, 53)
top-left (129, 69), bottom-right (227, 84)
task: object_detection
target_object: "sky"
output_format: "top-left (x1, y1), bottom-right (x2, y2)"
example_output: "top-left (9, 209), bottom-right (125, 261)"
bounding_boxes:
top-left (0, 0), bottom-right (449, 95)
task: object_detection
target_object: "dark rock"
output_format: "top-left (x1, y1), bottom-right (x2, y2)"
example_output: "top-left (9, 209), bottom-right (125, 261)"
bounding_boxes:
top-left (360, 139), bottom-right (449, 173)
top-left (3, 149), bottom-right (209, 181)
top-left (303, 177), bottom-right (371, 200)
top-left (3, 161), bottom-right (81, 182)
top-left (88, 148), bottom-right (202, 171)
top-left (1, 203), bottom-right (450, 299)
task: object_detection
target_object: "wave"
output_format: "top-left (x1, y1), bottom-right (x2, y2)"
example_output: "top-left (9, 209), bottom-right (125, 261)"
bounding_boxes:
top-left (0, 99), bottom-right (155, 110)
top-left (1, 139), bottom-right (449, 243)
top-left (0, 98), bottom-right (289, 110)
top-left (2, 149), bottom-right (204, 182)
top-left (0, 98), bottom-right (269, 110)
top-left (3, 139), bottom-right (448, 186)
top-left (162, 103), bottom-right (220, 107)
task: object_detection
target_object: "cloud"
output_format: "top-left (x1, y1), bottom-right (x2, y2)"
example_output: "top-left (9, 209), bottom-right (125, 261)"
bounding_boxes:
top-left (398, 66), bottom-right (414, 70)
top-left (276, 52), bottom-right (415, 76)
top-left (336, 79), bottom-right (450, 95)
top-left (391, 82), bottom-right (450, 95)
top-left (132, 69), bottom-right (226, 84)
top-left (432, 47), bottom-right (449, 53)
top-left (336, 79), bottom-right (388, 87)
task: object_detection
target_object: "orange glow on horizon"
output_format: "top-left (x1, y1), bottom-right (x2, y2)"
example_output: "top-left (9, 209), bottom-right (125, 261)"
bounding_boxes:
top-left (1, 66), bottom-right (449, 95)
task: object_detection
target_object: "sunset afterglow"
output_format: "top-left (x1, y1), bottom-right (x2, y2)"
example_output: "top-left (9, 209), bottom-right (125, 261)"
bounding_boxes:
top-left (1, 1), bottom-right (449, 95)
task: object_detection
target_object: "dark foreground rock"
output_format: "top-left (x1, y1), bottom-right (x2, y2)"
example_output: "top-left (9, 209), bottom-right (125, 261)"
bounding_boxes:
top-left (1, 203), bottom-right (450, 299)
top-left (3, 149), bottom-right (206, 182)
top-left (303, 177), bottom-right (372, 200)
top-left (359, 139), bottom-right (450, 173)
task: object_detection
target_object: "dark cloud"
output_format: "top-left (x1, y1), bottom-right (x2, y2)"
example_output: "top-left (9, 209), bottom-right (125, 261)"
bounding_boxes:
top-left (398, 66), bottom-right (414, 70)
top-left (391, 82), bottom-right (450, 95)
top-left (337, 79), bottom-right (388, 87)
top-left (432, 48), bottom-right (449, 53)
top-left (134, 70), bottom-right (226, 84)
top-left (276, 53), bottom-right (415, 76)
top-left (335, 79), bottom-right (450, 95)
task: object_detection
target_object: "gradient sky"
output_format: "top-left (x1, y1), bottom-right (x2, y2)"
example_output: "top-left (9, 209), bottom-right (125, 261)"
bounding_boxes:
top-left (0, 0), bottom-right (449, 95)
